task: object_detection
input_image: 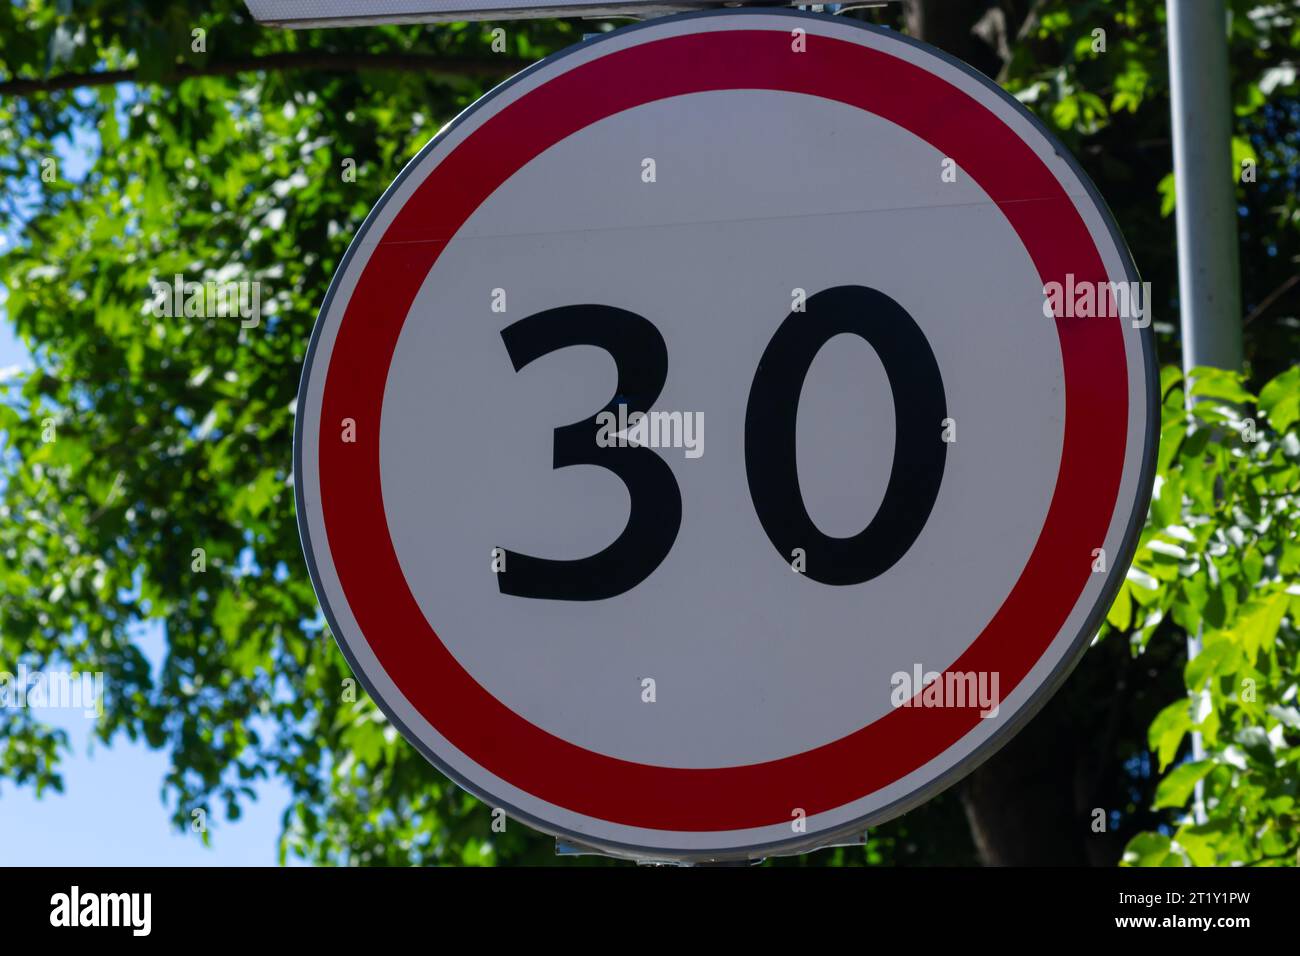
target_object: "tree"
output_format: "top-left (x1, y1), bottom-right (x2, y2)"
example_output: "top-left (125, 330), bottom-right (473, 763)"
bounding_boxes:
top-left (0, 0), bottom-right (1296, 865)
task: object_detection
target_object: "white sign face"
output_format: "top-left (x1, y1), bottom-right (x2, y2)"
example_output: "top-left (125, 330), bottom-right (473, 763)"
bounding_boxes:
top-left (245, 0), bottom-right (716, 27)
top-left (296, 10), bottom-right (1157, 861)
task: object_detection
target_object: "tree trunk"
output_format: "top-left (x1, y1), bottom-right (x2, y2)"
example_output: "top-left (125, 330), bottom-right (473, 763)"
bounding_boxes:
top-left (902, 0), bottom-right (1021, 79)
top-left (959, 683), bottom-right (1094, 866)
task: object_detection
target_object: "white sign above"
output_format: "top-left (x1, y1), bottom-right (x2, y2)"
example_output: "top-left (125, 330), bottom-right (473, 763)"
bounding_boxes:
top-left (245, 0), bottom-right (724, 27)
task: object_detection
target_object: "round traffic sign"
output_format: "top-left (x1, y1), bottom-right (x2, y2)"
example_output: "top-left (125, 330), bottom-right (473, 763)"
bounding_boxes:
top-left (296, 9), bottom-right (1158, 861)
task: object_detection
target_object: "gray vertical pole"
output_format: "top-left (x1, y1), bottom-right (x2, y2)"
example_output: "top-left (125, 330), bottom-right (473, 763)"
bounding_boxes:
top-left (1166, 0), bottom-right (1243, 375)
top-left (1165, 0), bottom-right (1243, 826)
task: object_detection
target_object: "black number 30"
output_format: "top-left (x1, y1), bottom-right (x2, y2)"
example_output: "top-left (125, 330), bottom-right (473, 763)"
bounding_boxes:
top-left (497, 285), bottom-right (947, 601)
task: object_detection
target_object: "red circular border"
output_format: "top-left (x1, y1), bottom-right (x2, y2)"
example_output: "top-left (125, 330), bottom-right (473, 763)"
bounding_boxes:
top-left (316, 28), bottom-right (1128, 831)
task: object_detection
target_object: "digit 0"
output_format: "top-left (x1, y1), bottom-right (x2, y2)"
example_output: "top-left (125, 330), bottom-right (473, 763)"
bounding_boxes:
top-left (744, 285), bottom-right (948, 585)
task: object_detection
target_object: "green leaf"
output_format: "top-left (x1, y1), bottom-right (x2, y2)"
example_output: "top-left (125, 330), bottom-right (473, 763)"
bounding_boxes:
top-left (234, 468), bottom-right (282, 519)
top-left (1153, 760), bottom-right (1213, 810)
top-left (1157, 171), bottom-right (1176, 217)
top-left (1107, 579), bottom-right (1133, 629)
top-left (1233, 591), bottom-right (1289, 662)
top-left (1149, 699), bottom-right (1193, 771)
top-left (1259, 366), bottom-right (1300, 432)
top-left (1188, 367), bottom-right (1252, 405)
top-left (213, 590), bottom-right (249, 645)
top-left (1173, 821), bottom-right (1230, 867)
top-left (1121, 831), bottom-right (1180, 867)
top-left (1230, 136), bottom-right (1258, 183)
top-left (1185, 638), bottom-right (1243, 691)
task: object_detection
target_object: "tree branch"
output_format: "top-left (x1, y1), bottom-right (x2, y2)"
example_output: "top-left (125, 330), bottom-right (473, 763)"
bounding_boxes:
top-left (1243, 273), bottom-right (1299, 327)
top-left (0, 51), bottom-right (531, 98)
top-left (1244, 842), bottom-right (1300, 866)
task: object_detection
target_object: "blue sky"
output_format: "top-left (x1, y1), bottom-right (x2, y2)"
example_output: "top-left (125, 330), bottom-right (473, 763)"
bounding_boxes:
top-left (0, 101), bottom-right (292, 867)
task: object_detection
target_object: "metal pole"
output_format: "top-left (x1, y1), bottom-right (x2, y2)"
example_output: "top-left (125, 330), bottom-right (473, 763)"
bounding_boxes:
top-left (1165, 0), bottom-right (1243, 827)
top-left (1167, 0), bottom-right (1243, 375)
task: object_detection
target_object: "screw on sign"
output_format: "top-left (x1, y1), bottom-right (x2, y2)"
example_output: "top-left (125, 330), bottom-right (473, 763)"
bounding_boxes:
top-left (295, 10), bottom-right (1158, 862)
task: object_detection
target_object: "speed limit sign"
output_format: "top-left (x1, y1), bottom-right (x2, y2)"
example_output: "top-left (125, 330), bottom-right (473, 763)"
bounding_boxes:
top-left (296, 10), bottom-right (1158, 861)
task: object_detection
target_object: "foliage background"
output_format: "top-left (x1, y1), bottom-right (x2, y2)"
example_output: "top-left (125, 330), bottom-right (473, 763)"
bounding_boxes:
top-left (0, 0), bottom-right (1296, 865)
